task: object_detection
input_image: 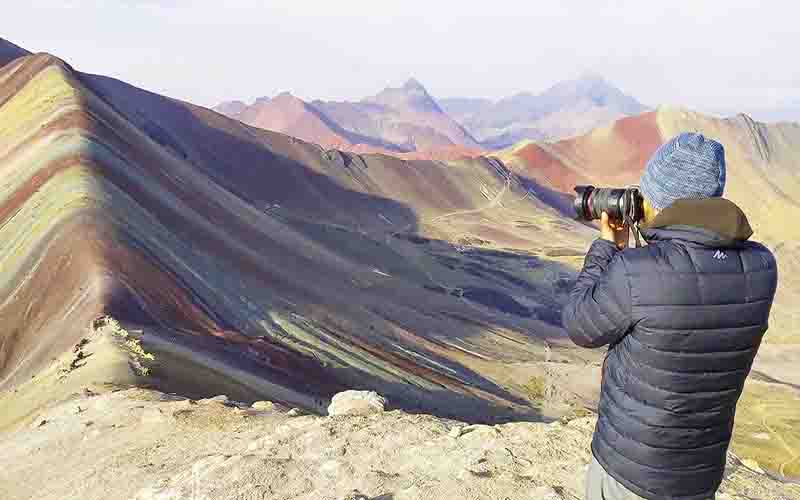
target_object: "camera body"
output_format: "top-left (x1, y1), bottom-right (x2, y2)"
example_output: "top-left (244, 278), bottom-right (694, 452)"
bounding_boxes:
top-left (573, 185), bottom-right (644, 223)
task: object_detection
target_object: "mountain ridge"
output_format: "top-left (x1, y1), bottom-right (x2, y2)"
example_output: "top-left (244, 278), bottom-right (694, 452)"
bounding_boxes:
top-left (216, 74), bottom-right (648, 154)
top-left (0, 37), bottom-right (30, 67)
top-left (2, 381), bottom-right (794, 500)
top-left (363, 77), bottom-right (445, 114)
top-left (217, 78), bottom-right (481, 157)
top-left (442, 74), bottom-right (648, 148)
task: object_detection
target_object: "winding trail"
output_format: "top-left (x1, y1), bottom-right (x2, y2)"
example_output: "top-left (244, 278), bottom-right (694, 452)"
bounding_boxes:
top-left (379, 161), bottom-right (517, 302)
top-left (389, 161), bottom-right (514, 240)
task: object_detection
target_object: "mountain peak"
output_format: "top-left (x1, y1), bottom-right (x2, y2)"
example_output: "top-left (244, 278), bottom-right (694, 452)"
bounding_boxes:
top-left (402, 78), bottom-right (426, 92)
top-left (365, 79), bottom-right (441, 113)
top-left (554, 73), bottom-right (617, 96)
top-left (271, 92), bottom-right (308, 107)
top-left (539, 74), bottom-right (646, 114)
top-left (213, 100), bottom-right (248, 117)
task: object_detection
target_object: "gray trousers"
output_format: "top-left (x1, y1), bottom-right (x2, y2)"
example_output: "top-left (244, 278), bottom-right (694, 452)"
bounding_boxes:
top-left (586, 455), bottom-right (647, 499)
top-left (586, 455), bottom-right (715, 500)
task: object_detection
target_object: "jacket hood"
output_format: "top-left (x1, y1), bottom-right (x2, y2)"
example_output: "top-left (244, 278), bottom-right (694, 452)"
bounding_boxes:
top-left (640, 198), bottom-right (753, 247)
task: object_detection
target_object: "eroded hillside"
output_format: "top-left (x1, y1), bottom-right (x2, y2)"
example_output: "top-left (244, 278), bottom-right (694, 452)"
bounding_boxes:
top-left (0, 47), bottom-right (598, 428)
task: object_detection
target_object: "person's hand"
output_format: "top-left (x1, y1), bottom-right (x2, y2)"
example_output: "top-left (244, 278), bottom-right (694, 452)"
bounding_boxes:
top-left (601, 212), bottom-right (629, 250)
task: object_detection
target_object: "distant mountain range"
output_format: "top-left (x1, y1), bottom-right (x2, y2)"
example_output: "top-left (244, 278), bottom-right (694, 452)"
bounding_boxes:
top-left (215, 75), bottom-right (648, 154)
top-left (441, 74), bottom-right (648, 148)
top-left (215, 79), bottom-right (482, 158)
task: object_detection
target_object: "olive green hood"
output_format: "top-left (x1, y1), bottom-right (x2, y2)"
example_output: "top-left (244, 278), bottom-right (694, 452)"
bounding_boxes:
top-left (640, 198), bottom-right (753, 247)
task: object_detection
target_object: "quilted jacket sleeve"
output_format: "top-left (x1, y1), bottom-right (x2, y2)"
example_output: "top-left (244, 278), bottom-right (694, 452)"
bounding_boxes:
top-left (561, 239), bottom-right (633, 348)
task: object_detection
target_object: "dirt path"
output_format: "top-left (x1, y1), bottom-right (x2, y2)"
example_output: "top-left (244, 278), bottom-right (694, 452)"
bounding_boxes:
top-left (389, 161), bottom-right (514, 240)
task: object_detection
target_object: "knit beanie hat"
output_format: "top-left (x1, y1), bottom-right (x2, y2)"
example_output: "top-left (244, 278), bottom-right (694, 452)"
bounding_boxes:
top-left (639, 132), bottom-right (726, 211)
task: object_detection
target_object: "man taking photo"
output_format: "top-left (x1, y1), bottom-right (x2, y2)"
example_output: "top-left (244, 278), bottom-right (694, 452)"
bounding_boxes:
top-left (562, 133), bottom-right (778, 500)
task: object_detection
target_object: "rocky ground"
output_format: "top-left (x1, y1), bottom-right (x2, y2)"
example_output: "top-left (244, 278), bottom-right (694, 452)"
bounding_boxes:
top-left (1, 319), bottom-right (798, 500)
top-left (1, 384), bottom-right (797, 500)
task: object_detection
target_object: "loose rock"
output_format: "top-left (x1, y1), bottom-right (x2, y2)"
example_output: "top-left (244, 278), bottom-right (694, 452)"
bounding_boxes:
top-left (342, 491), bottom-right (369, 500)
top-left (252, 401), bottom-right (275, 411)
top-left (199, 395), bottom-right (229, 405)
top-left (327, 390), bottom-right (386, 416)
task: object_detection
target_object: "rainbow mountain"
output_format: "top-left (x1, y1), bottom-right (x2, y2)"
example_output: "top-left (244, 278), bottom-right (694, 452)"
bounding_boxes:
top-left (0, 44), bottom-right (597, 423)
top-left (1, 38), bottom-right (799, 462)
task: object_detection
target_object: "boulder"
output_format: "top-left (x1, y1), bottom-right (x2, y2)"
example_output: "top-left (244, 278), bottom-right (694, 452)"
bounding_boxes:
top-left (327, 390), bottom-right (387, 416)
top-left (251, 401), bottom-right (276, 411)
top-left (198, 395), bottom-right (229, 405)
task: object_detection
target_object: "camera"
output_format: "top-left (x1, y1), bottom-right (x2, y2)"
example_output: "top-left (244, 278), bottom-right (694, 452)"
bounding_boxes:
top-left (573, 185), bottom-right (644, 223)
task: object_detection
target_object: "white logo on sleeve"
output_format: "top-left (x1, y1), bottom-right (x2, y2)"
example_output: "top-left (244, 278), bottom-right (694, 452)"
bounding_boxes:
top-left (713, 250), bottom-right (728, 261)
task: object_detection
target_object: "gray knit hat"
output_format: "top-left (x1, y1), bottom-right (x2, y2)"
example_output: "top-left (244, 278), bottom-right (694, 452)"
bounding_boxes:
top-left (639, 132), bottom-right (726, 211)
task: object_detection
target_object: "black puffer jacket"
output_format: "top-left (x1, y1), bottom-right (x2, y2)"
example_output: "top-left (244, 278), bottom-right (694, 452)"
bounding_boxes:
top-left (562, 198), bottom-right (778, 500)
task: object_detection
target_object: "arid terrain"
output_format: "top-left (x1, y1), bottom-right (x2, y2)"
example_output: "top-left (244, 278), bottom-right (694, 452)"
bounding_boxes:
top-left (1, 37), bottom-right (799, 498)
top-left (1, 319), bottom-right (796, 500)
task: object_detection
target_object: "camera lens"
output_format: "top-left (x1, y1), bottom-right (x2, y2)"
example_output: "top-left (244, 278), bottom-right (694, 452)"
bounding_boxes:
top-left (573, 186), bottom-right (632, 221)
top-left (573, 185), bottom-right (595, 220)
top-left (591, 188), bottom-right (627, 220)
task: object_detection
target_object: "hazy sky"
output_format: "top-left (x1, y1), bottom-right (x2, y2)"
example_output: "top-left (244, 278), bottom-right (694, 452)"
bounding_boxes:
top-left (5, 1), bottom-right (799, 113)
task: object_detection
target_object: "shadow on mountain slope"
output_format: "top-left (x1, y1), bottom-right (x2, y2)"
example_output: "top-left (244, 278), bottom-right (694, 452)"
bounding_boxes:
top-left (1, 54), bottom-right (597, 425)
